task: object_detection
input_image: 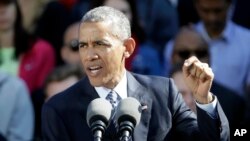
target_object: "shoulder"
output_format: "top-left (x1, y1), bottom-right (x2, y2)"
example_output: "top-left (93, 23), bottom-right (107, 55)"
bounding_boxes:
top-left (0, 72), bottom-right (29, 98)
top-left (0, 72), bottom-right (27, 91)
top-left (232, 22), bottom-right (250, 37)
top-left (131, 73), bottom-right (177, 96)
top-left (23, 38), bottom-right (55, 62)
top-left (32, 39), bottom-right (54, 52)
top-left (132, 72), bottom-right (172, 85)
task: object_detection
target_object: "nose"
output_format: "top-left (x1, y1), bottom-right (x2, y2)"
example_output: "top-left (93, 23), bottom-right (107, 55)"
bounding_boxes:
top-left (85, 48), bottom-right (99, 61)
top-left (207, 12), bottom-right (217, 23)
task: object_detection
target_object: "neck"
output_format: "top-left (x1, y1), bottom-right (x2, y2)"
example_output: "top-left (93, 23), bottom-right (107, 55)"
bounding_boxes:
top-left (207, 30), bottom-right (223, 39)
top-left (0, 29), bottom-right (14, 47)
top-left (104, 69), bottom-right (126, 89)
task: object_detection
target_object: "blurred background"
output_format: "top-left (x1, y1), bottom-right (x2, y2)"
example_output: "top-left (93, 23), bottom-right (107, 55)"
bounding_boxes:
top-left (0, 0), bottom-right (249, 140)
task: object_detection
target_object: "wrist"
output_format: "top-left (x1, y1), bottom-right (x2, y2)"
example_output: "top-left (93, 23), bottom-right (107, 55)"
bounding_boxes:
top-left (196, 92), bottom-right (214, 104)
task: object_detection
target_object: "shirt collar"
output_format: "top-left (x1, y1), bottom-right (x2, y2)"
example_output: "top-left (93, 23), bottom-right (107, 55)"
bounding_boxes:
top-left (196, 20), bottom-right (234, 43)
top-left (94, 71), bottom-right (127, 100)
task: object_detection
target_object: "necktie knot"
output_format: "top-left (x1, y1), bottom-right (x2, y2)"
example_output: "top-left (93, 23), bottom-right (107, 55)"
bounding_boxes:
top-left (106, 90), bottom-right (120, 109)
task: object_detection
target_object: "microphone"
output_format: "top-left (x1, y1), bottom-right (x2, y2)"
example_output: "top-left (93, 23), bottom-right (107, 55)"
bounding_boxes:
top-left (87, 98), bottom-right (112, 141)
top-left (115, 97), bottom-right (142, 141)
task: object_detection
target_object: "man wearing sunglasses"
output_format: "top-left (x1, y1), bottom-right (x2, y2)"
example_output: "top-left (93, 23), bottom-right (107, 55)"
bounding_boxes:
top-left (164, 26), bottom-right (209, 76)
top-left (171, 27), bottom-right (209, 65)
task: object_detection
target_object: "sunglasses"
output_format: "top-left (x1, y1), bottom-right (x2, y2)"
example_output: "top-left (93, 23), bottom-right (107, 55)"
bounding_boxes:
top-left (64, 39), bottom-right (79, 52)
top-left (175, 49), bottom-right (208, 59)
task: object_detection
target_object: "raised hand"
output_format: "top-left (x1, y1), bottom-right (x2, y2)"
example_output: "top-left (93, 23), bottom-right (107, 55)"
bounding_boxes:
top-left (182, 56), bottom-right (214, 104)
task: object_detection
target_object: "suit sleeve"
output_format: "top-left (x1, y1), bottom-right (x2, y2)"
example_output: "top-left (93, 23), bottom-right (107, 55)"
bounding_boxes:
top-left (42, 103), bottom-right (70, 141)
top-left (196, 102), bottom-right (230, 141)
top-left (168, 78), bottom-right (229, 141)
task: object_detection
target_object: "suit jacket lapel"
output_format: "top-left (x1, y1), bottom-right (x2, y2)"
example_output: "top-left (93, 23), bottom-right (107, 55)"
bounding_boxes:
top-left (126, 72), bottom-right (152, 141)
top-left (81, 77), bottom-right (100, 100)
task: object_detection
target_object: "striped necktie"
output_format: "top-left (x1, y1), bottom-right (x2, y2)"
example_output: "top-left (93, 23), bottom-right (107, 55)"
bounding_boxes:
top-left (104, 90), bottom-right (121, 140)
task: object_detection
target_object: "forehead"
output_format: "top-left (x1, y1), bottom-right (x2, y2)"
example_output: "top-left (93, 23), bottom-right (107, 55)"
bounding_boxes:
top-left (79, 22), bottom-right (114, 39)
top-left (174, 31), bottom-right (206, 50)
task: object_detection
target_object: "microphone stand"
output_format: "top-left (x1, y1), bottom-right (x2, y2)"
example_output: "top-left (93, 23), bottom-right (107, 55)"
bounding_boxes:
top-left (94, 131), bottom-right (102, 141)
top-left (120, 130), bottom-right (130, 141)
top-left (91, 120), bottom-right (106, 141)
top-left (119, 121), bottom-right (134, 141)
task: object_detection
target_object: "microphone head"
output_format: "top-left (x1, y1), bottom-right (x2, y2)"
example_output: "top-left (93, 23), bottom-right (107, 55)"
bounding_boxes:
top-left (86, 98), bottom-right (112, 127)
top-left (115, 97), bottom-right (142, 126)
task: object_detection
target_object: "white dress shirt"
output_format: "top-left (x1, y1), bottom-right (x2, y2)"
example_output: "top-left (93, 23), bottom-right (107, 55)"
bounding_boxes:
top-left (95, 71), bottom-right (127, 100)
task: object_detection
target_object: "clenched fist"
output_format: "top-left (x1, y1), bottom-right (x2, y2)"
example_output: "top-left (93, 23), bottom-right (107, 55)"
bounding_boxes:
top-left (182, 56), bottom-right (214, 104)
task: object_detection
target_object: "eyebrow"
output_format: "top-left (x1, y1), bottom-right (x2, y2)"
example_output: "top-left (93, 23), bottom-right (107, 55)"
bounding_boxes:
top-left (78, 39), bottom-right (112, 47)
top-left (94, 40), bottom-right (111, 45)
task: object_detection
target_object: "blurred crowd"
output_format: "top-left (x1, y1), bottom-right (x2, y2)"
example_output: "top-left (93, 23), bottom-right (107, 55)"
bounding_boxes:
top-left (0, 0), bottom-right (249, 141)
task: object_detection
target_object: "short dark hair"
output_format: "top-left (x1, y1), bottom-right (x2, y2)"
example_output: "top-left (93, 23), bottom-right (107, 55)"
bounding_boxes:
top-left (81, 6), bottom-right (131, 40)
top-left (44, 64), bottom-right (85, 89)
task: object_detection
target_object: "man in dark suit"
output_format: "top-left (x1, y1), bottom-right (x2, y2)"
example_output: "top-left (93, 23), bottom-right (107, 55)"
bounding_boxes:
top-left (42, 6), bottom-right (229, 141)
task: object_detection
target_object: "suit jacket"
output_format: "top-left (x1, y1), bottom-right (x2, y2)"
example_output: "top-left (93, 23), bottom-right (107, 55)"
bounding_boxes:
top-left (42, 72), bottom-right (229, 141)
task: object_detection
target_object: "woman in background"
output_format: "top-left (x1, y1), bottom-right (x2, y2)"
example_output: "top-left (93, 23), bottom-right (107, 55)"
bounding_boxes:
top-left (0, 0), bottom-right (55, 94)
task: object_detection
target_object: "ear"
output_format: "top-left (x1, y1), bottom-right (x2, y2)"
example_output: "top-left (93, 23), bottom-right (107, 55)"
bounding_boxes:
top-left (123, 38), bottom-right (136, 58)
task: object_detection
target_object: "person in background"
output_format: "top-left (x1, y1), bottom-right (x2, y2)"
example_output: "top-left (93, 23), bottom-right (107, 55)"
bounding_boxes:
top-left (164, 26), bottom-right (209, 76)
top-left (33, 64), bottom-right (84, 140)
top-left (61, 22), bottom-right (81, 65)
top-left (18, 0), bottom-right (72, 66)
top-left (0, 71), bottom-right (34, 141)
top-left (0, 0), bottom-right (55, 94)
top-left (194, 0), bottom-right (250, 97)
top-left (167, 27), bottom-right (209, 113)
top-left (171, 27), bottom-right (209, 65)
top-left (44, 64), bottom-right (85, 101)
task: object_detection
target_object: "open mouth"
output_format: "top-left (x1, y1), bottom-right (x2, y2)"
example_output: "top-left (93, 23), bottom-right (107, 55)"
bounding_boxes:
top-left (87, 66), bottom-right (103, 76)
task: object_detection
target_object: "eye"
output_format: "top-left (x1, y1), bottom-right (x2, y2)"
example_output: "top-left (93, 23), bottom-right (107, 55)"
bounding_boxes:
top-left (79, 43), bottom-right (87, 48)
top-left (94, 41), bottom-right (111, 47)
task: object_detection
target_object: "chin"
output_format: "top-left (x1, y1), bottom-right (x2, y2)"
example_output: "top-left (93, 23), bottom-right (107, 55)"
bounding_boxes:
top-left (89, 79), bottom-right (103, 87)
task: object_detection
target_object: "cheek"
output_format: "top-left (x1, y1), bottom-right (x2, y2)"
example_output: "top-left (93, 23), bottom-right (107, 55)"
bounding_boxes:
top-left (79, 50), bottom-right (87, 64)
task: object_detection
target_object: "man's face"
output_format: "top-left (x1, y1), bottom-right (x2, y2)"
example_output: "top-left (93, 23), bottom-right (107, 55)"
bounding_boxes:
top-left (195, 0), bottom-right (230, 35)
top-left (78, 22), bottom-right (126, 88)
top-left (173, 30), bottom-right (209, 64)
